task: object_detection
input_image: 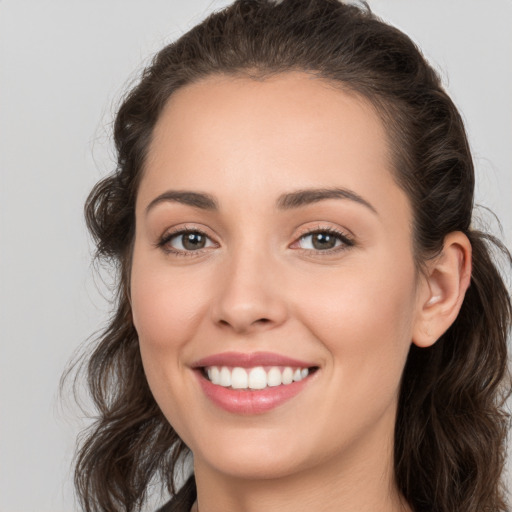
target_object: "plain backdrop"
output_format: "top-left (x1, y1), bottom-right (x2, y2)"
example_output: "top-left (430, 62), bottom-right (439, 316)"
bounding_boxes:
top-left (1, 1), bottom-right (511, 511)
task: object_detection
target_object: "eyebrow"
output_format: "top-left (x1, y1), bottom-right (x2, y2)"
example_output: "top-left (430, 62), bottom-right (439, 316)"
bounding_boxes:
top-left (145, 191), bottom-right (219, 214)
top-left (276, 187), bottom-right (378, 214)
top-left (145, 187), bottom-right (377, 215)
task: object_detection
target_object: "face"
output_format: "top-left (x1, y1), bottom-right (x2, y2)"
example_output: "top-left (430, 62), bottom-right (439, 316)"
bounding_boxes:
top-left (131, 72), bottom-right (424, 482)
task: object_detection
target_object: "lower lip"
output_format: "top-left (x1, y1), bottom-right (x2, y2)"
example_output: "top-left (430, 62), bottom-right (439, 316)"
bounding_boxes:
top-left (195, 370), bottom-right (314, 414)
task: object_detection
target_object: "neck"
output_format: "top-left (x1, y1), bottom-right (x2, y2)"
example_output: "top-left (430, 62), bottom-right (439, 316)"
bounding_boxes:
top-left (192, 429), bottom-right (411, 512)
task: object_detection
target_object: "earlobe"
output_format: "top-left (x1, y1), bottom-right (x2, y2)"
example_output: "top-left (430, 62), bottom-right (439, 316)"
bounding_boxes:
top-left (412, 232), bottom-right (472, 348)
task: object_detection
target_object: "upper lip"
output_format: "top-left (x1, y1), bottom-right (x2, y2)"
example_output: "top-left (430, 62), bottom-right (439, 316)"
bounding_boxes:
top-left (191, 351), bottom-right (317, 369)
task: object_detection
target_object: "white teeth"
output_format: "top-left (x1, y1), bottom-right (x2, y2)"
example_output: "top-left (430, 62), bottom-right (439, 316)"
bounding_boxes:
top-left (219, 367), bottom-right (231, 387)
top-left (267, 367), bottom-right (282, 387)
top-left (282, 367), bottom-right (293, 385)
top-left (204, 365), bottom-right (313, 390)
top-left (208, 366), bottom-right (220, 385)
top-left (248, 367), bottom-right (267, 390)
top-left (231, 367), bottom-right (248, 389)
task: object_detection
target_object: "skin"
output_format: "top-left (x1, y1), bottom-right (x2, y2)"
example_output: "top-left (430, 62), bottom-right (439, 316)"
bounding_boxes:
top-left (130, 72), bottom-right (471, 512)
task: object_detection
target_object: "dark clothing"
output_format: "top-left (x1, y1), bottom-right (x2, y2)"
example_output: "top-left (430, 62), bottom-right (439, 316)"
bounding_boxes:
top-left (157, 476), bottom-right (197, 512)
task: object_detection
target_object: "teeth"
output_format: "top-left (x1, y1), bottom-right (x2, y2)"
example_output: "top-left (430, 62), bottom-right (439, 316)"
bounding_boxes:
top-left (282, 367), bottom-right (293, 385)
top-left (208, 366), bottom-right (220, 385)
top-left (248, 367), bottom-right (267, 389)
top-left (204, 365), bottom-right (311, 390)
top-left (219, 367), bottom-right (232, 387)
top-left (267, 367), bottom-right (282, 387)
top-left (231, 367), bottom-right (248, 389)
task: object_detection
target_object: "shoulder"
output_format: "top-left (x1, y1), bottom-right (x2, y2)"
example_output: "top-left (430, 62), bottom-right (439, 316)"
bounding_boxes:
top-left (156, 475), bottom-right (196, 512)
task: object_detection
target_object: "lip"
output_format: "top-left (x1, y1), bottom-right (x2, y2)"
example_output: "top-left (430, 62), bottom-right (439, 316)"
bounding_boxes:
top-left (191, 351), bottom-right (318, 415)
top-left (191, 351), bottom-right (316, 369)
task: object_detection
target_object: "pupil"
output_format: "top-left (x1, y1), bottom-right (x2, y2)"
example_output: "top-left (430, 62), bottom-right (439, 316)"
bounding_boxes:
top-left (313, 233), bottom-right (336, 250)
top-left (183, 232), bottom-right (205, 250)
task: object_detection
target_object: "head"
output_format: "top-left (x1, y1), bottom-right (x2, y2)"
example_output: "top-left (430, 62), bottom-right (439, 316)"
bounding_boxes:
top-left (79, 1), bottom-right (511, 511)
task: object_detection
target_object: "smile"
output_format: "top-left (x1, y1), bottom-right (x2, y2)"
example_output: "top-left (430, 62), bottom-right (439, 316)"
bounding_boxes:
top-left (192, 352), bottom-right (319, 414)
top-left (204, 365), bottom-right (310, 390)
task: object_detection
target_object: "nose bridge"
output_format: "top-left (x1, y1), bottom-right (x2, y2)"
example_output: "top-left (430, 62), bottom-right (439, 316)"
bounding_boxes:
top-left (211, 234), bottom-right (288, 333)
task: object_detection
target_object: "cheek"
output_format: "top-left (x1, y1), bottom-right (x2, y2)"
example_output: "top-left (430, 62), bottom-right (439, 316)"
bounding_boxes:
top-left (130, 250), bottom-right (210, 439)
top-left (131, 256), bottom-right (207, 350)
top-left (290, 258), bottom-right (418, 441)
top-left (291, 253), bottom-right (417, 378)
top-left (129, 248), bottom-right (212, 417)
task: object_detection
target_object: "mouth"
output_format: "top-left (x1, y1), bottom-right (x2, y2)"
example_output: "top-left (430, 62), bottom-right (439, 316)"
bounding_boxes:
top-left (200, 365), bottom-right (319, 391)
top-left (192, 352), bottom-right (320, 414)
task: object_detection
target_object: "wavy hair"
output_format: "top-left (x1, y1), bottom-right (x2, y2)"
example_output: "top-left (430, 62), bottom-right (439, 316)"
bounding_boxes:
top-left (72, 1), bottom-right (512, 510)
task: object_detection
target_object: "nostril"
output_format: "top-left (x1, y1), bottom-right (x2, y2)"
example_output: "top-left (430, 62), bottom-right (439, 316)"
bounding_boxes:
top-left (213, 289), bottom-right (289, 332)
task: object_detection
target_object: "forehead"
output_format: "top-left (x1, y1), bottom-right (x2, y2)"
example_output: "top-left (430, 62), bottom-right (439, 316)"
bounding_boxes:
top-left (139, 72), bottom-right (408, 221)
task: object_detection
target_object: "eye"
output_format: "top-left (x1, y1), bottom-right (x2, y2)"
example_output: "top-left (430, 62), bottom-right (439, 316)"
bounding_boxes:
top-left (295, 228), bottom-right (354, 252)
top-left (158, 229), bottom-right (217, 255)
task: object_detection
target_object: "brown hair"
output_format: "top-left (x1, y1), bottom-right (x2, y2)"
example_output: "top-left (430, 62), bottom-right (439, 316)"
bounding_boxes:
top-left (73, 1), bottom-right (512, 510)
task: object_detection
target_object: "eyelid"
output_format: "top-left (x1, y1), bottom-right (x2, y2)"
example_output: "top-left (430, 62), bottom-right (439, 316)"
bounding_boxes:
top-left (156, 224), bottom-right (219, 256)
top-left (155, 223), bottom-right (355, 257)
top-left (290, 224), bottom-right (355, 253)
top-left (294, 223), bottom-right (354, 239)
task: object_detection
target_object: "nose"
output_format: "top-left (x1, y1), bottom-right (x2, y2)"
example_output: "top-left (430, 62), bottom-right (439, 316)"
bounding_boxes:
top-left (210, 246), bottom-right (288, 334)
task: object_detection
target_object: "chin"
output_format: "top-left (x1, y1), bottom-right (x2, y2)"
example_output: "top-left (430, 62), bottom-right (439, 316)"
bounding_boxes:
top-left (202, 452), bottom-right (308, 481)
top-left (190, 425), bottom-right (323, 481)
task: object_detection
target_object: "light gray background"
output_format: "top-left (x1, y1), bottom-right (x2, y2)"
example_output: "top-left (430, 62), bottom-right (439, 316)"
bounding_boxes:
top-left (1, 1), bottom-right (511, 511)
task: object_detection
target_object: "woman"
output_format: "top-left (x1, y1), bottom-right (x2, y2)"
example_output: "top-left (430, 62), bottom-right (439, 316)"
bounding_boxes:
top-left (75, 1), bottom-right (512, 511)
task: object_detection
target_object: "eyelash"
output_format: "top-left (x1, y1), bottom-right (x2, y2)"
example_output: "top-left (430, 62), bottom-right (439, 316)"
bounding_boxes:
top-left (294, 226), bottom-right (355, 254)
top-left (156, 226), bottom-right (215, 257)
top-left (156, 225), bottom-right (355, 257)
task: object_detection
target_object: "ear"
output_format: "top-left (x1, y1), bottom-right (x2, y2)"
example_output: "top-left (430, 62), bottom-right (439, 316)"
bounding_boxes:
top-left (412, 232), bottom-right (472, 348)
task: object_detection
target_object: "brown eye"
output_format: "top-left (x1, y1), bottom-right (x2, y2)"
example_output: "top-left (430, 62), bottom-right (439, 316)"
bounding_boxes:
top-left (310, 232), bottom-right (337, 250)
top-left (181, 232), bottom-right (207, 250)
top-left (297, 229), bottom-right (353, 252)
top-left (162, 230), bottom-right (216, 253)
